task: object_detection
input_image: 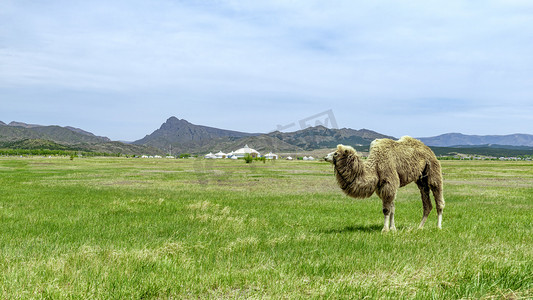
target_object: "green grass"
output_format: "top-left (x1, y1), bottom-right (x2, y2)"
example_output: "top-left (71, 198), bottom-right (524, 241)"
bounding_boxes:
top-left (0, 157), bottom-right (532, 299)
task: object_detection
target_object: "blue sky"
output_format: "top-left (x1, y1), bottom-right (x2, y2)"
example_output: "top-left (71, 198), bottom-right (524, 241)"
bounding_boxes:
top-left (1, 0), bottom-right (532, 141)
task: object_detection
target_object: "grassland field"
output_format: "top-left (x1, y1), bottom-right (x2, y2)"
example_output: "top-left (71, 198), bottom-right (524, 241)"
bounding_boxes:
top-left (0, 156), bottom-right (532, 299)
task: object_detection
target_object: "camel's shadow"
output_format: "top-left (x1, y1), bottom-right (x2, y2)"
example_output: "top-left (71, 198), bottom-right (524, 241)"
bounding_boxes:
top-left (321, 224), bottom-right (383, 234)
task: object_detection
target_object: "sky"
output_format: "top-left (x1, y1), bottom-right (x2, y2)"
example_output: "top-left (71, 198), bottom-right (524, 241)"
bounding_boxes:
top-left (1, 0), bottom-right (532, 141)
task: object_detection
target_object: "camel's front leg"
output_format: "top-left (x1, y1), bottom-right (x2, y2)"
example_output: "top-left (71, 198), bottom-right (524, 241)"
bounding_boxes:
top-left (378, 182), bottom-right (398, 233)
top-left (389, 202), bottom-right (397, 231)
top-left (379, 184), bottom-right (397, 233)
top-left (381, 201), bottom-right (397, 232)
top-left (382, 210), bottom-right (390, 233)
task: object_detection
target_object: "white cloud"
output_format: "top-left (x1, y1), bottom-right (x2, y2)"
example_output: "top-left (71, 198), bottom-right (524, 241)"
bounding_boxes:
top-left (1, 0), bottom-right (532, 139)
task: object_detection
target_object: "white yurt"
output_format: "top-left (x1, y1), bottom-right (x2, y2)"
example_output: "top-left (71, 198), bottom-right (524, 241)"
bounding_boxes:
top-left (215, 151), bottom-right (227, 159)
top-left (232, 144), bottom-right (260, 158)
top-left (204, 152), bottom-right (217, 159)
top-left (264, 152), bottom-right (278, 160)
top-left (303, 156), bottom-right (309, 161)
top-left (307, 156), bottom-right (315, 161)
top-left (286, 156), bottom-right (293, 160)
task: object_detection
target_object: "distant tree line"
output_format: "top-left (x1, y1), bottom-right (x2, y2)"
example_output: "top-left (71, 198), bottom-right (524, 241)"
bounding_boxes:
top-left (437, 155), bottom-right (532, 161)
top-left (0, 148), bottom-right (117, 157)
top-left (430, 146), bottom-right (533, 157)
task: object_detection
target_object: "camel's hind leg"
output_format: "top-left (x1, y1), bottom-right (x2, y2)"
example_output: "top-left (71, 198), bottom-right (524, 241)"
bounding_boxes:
top-left (430, 183), bottom-right (444, 229)
top-left (426, 159), bottom-right (445, 229)
top-left (417, 178), bottom-right (432, 229)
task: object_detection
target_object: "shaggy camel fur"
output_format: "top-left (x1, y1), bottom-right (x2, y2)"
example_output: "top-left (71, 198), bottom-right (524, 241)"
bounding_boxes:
top-left (325, 136), bottom-right (444, 232)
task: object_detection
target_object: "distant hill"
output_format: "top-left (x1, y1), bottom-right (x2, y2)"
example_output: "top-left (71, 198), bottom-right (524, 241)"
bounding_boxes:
top-left (65, 126), bottom-right (102, 137)
top-left (132, 117), bottom-right (395, 154)
top-left (267, 126), bottom-right (394, 150)
top-left (7, 121), bottom-right (44, 128)
top-left (1, 122), bottom-right (111, 144)
top-left (418, 133), bottom-right (533, 147)
top-left (1, 125), bottom-right (111, 144)
top-left (132, 116), bottom-right (259, 150)
top-left (0, 122), bottom-right (160, 155)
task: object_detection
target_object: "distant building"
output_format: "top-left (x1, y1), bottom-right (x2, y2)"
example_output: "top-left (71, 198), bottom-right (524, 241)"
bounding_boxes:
top-left (204, 152), bottom-right (217, 159)
top-left (232, 144), bottom-right (260, 158)
top-left (264, 152), bottom-right (278, 160)
top-left (215, 151), bottom-right (227, 159)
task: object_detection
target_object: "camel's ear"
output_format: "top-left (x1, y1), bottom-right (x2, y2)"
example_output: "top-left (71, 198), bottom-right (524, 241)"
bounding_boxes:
top-left (336, 144), bottom-right (344, 152)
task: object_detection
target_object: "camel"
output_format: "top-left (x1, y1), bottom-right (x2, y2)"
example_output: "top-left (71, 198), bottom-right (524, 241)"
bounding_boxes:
top-left (324, 136), bottom-right (444, 232)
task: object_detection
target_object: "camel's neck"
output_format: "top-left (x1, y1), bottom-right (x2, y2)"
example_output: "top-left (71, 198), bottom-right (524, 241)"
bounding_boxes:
top-left (335, 155), bottom-right (378, 199)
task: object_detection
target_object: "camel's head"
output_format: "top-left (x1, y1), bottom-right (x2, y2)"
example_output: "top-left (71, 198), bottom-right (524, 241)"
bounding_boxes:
top-left (324, 144), bottom-right (357, 163)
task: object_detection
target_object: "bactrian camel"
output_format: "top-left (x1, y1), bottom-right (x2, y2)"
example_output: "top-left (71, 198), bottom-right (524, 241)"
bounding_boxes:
top-left (324, 136), bottom-right (444, 232)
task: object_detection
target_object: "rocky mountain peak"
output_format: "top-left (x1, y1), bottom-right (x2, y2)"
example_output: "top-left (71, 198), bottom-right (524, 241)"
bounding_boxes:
top-left (160, 116), bottom-right (191, 130)
top-left (133, 117), bottom-right (256, 148)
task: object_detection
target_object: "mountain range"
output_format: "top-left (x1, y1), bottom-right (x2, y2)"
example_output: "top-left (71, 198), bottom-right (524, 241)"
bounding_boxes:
top-left (132, 117), bottom-right (258, 150)
top-left (418, 133), bottom-right (533, 147)
top-left (0, 121), bottom-right (110, 143)
top-left (131, 117), bottom-right (394, 153)
top-left (1, 117), bottom-right (532, 155)
top-left (0, 121), bottom-right (160, 155)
